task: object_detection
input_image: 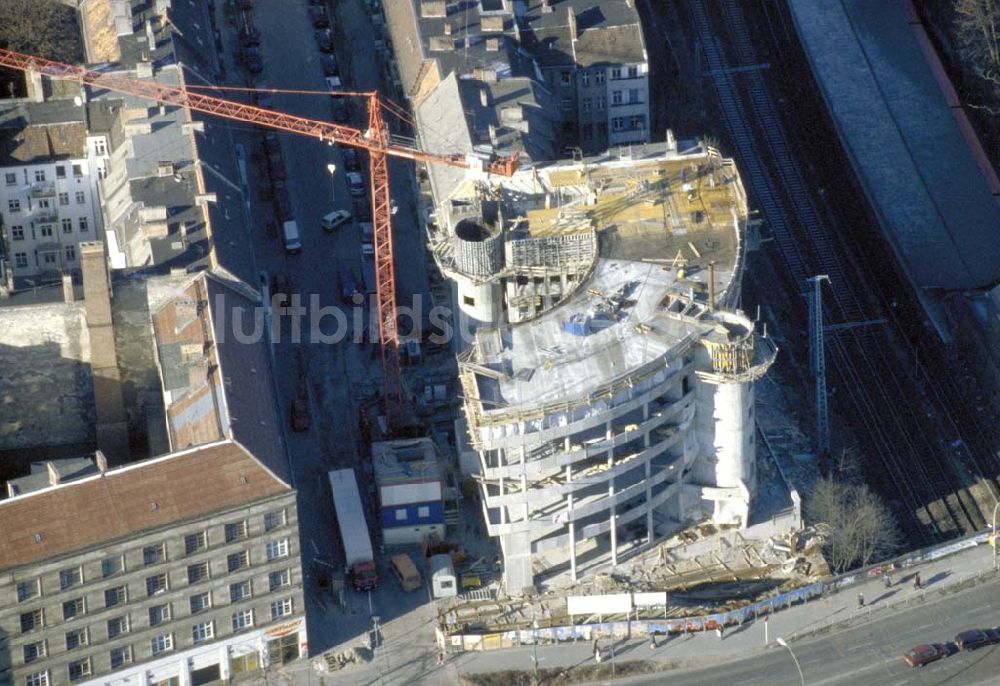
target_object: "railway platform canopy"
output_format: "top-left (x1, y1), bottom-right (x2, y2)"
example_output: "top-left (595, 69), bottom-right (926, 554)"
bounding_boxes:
top-left (787, 0), bottom-right (1000, 292)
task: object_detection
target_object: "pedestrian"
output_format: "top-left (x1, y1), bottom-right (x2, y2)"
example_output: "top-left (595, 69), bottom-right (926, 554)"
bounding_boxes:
top-left (882, 572), bottom-right (891, 588)
top-left (649, 635), bottom-right (657, 650)
top-left (437, 650), bottom-right (444, 665)
top-left (857, 592), bottom-right (864, 608)
top-left (594, 646), bottom-right (603, 663)
top-left (716, 626), bottom-right (724, 639)
top-left (914, 572), bottom-right (922, 590)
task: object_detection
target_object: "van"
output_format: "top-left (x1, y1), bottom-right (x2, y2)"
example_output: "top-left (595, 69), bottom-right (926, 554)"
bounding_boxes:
top-left (282, 220), bottom-right (302, 254)
top-left (390, 554), bottom-right (421, 592)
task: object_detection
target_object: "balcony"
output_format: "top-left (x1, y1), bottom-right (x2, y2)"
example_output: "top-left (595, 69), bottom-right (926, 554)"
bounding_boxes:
top-left (30, 182), bottom-right (56, 199)
top-left (31, 207), bottom-right (58, 223)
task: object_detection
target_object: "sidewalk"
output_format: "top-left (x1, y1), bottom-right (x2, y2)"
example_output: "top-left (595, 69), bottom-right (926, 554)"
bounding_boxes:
top-left (446, 541), bottom-right (998, 681)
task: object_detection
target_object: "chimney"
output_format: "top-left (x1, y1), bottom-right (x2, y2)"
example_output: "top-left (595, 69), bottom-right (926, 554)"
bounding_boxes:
top-left (95, 450), bottom-right (108, 473)
top-left (444, 22), bottom-right (452, 35)
top-left (708, 261), bottom-right (716, 311)
top-left (146, 19), bottom-right (156, 49)
top-left (26, 69), bottom-right (45, 103)
top-left (568, 7), bottom-right (577, 40)
top-left (45, 462), bottom-right (61, 486)
top-left (541, 0), bottom-right (553, 13)
top-left (61, 273), bottom-right (75, 302)
top-left (480, 88), bottom-right (489, 107)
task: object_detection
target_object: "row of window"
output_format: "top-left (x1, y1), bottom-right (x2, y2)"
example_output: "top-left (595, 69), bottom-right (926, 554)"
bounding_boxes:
top-left (15, 511), bottom-right (288, 604)
top-left (18, 555), bottom-right (291, 634)
top-left (611, 115), bottom-right (647, 132)
top-left (6, 192), bottom-right (87, 213)
top-left (21, 602), bottom-right (293, 684)
top-left (11, 246), bottom-right (78, 270)
top-left (576, 65), bottom-right (641, 87)
top-left (9, 217), bottom-right (89, 240)
top-left (3, 164), bottom-right (85, 186)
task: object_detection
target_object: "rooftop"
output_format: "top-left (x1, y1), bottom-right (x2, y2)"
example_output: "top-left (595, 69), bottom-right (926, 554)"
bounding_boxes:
top-left (0, 440), bottom-right (291, 571)
top-left (0, 99), bottom-right (88, 165)
top-left (520, 0), bottom-right (646, 68)
top-left (5, 456), bottom-right (100, 497)
top-left (372, 437), bottom-right (442, 486)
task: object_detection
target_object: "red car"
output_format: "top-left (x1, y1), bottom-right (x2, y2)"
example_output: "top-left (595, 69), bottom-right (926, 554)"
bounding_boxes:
top-left (954, 629), bottom-right (996, 651)
top-left (902, 643), bottom-right (948, 667)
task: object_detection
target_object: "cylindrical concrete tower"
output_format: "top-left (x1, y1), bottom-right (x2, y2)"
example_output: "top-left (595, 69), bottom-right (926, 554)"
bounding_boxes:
top-left (452, 219), bottom-right (504, 328)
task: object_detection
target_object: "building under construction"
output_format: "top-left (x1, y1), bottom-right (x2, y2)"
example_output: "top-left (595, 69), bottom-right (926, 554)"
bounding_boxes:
top-left (425, 140), bottom-right (775, 593)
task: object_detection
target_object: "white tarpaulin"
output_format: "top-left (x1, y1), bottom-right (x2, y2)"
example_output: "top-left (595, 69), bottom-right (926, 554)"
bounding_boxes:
top-left (567, 593), bottom-right (632, 616)
top-left (633, 592), bottom-right (668, 608)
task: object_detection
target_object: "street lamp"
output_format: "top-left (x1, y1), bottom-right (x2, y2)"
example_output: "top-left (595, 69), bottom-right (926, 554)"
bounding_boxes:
top-left (531, 619), bottom-right (539, 686)
top-left (776, 637), bottom-right (805, 686)
top-left (992, 501), bottom-right (999, 572)
top-left (326, 163), bottom-right (337, 204)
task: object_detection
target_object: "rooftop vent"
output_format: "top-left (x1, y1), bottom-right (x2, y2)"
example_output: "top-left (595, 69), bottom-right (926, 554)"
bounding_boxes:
top-left (421, 0), bottom-right (446, 18)
top-left (481, 15), bottom-right (504, 32)
top-left (156, 161), bottom-right (175, 177)
top-left (486, 37), bottom-right (501, 51)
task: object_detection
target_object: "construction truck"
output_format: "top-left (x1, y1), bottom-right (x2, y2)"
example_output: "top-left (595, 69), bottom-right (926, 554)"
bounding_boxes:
top-left (328, 469), bottom-right (378, 592)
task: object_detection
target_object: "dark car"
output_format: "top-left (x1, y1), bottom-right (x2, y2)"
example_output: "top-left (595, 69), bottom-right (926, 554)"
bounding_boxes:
top-left (331, 97), bottom-right (349, 123)
top-left (342, 147), bottom-right (361, 172)
top-left (290, 395), bottom-right (310, 432)
top-left (241, 46), bottom-right (262, 74)
top-left (955, 629), bottom-right (995, 651)
top-left (309, 6), bottom-right (330, 28)
top-left (352, 196), bottom-right (372, 223)
top-left (320, 53), bottom-right (339, 77)
top-left (274, 187), bottom-right (293, 222)
top-left (252, 88), bottom-right (273, 109)
top-left (263, 131), bottom-right (281, 155)
top-left (902, 643), bottom-right (948, 667)
top-left (315, 30), bottom-right (333, 53)
top-left (270, 271), bottom-right (289, 296)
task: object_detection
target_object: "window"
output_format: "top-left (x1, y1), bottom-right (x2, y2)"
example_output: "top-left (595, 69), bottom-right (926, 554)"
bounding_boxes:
top-left (265, 539), bottom-right (289, 561)
top-left (581, 71), bottom-right (590, 87)
top-left (65, 628), bottom-right (88, 650)
top-left (559, 70), bottom-right (571, 85)
top-left (189, 592), bottom-right (211, 614)
top-left (55, 165), bottom-right (66, 179)
top-left (65, 245), bottom-right (76, 262)
top-left (107, 615), bottom-right (130, 639)
top-left (148, 603), bottom-right (171, 626)
top-left (611, 67), bottom-right (622, 79)
top-left (68, 658), bottom-right (91, 682)
top-left (630, 115), bottom-right (645, 130)
top-left (191, 621), bottom-right (214, 644)
top-left (227, 550), bottom-right (249, 572)
top-left (8, 199), bottom-right (21, 212)
top-left (23, 641), bottom-right (45, 664)
top-left (94, 139), bottom-right (107, 156)
top-left (418, 505), bottom-right (431, 518)
top-left (34, 170), bottom-right (46, 183)
top-left (62, 598), bottom-right (85, 620)
top-left (612, 117), bottom-right (625, 132)
top-left (58, 192), bottom-right (69, 206)
top-left (11, 225), bottom-right (24, 241)
top-left (187, 562), bottom-right (209, 584)
top-left (225, 521), bottom-right (248, 543)
top-left (462, 295), bottom-right (475, 306)
top-left (560, 97), bottom-right (572, 110)
top-left (270, 598), bottom-right (293, 620)
top-left (20, 609), bottom-right (42, 633)
top-left (264, 510), bottom-right (286, 532)
top-left (596, 96), bottom-right (606, 110)
top-left (394, 509), bottom-right (407, 521)
top-left (72, 164), bottom-right (83, 177)
top-left (268, 569), bottom-right (291, 591)
top-left (42, 253), bottom-right (57, 266)
top-left (582, 123), bottom-right (594, 139)
top-left (78, 217), bottom-right (88, 232)
top-left (595, 71), bottom-right (605, 85)
top-left (150, 633), bottom-right (173, 655)
top-left (184, 531), bottom-right (207, 555)
top-left (628, 65), bottom-right (639, 78)
top-left (4, 172), bottom-right (15, 185)
top-left (37, 199), bottom-right (50, 209)
top-left (110, 646), bottom-right (132, 668)
top-left (16, 579), bottom-right (39, 602)
top-left (75, 191), bottom-right (85, 204)
top-left (14, 252), bottom-right (28, 269)
top-left (230, 580), bottom-right (251, 602)
top-left (39, 225), bottom-right (53, 238)
top-left (232, 609), bottom-right (254, 631)
top-left (146, 573), bottom-right (168, 596)
top-left (582, 98), bottom-right (591, 113)
top-left (105, 585), bottom-right (127, 608)
top-left (143, 543), bottom-right (166, 565)
top-left (629, 88), bottom-right (640, 104)
top-left (25, 672), bottom-right (49, 686)
top-left (62, 218), bottom-right (73, 233)
top-left (612, 90), bottom-right (623, 105)
top-left (102, 555), bottom-right (124, 578)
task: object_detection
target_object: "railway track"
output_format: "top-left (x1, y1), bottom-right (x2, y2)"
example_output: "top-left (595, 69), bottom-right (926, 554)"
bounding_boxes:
top-left (686, 0), bottom-right (992, 542)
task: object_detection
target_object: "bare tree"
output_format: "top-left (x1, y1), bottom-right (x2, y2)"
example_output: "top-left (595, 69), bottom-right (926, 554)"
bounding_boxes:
top-left (806, 477), bottom-right (901, 573)
top-left (955, 0), bottom-right (1000, 82)
top-left (0, 0), bottom-right (82, 62)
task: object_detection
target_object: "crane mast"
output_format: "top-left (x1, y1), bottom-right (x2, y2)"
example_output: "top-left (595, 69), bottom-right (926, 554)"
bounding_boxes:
top-left (0, 48), bottom-right (518, 428)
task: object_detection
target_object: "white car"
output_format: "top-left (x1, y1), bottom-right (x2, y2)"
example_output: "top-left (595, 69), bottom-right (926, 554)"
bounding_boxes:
top-left (321, 209), bottom-right (351, 231)
top-left (347, 171), bottom-right (365, 197)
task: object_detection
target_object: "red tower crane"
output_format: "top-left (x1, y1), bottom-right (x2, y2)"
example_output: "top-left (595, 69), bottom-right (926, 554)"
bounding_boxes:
top-left (0, 48), bottom-right (518, 427)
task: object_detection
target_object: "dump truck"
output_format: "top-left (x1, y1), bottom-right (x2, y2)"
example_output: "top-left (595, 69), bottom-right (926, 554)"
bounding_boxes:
top-left (328, 469), bottom-right (378, 591)
top-left (390, 553), bottom-right (422, 592)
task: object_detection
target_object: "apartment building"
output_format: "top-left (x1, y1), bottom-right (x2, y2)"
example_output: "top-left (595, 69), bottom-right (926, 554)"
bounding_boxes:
top-left (0, 99), bottom-right (108, 288)
top-left (0, 442), bottom-right (304, 686)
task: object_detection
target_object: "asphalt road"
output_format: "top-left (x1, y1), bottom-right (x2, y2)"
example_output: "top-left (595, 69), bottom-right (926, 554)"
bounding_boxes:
top-left (621, 578), bottom-right (1000, 686)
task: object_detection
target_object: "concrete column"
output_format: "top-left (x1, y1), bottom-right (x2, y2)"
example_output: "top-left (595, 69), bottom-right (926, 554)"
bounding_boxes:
top-left (520, 444), bottom-right (529, 524)
top-left (644, 402), bottom-right (653, 544)
top-left (607, 421), bottom-right (616, 566)
top-left (565, 436), bottom-right (576, 581)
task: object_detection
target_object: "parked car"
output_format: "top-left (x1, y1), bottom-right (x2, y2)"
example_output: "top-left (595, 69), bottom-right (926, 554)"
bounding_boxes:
top-left (955, 629), bottom-right (995, 651)
top-left (252, 88), bottom-right (273, 109)
top-left (238, 0), bottom-right (252, 9)
top-left (321, 209), bottom-right (352, 231)
top-left (320, 53), bottom-right (339, 77)
top-left (309, 0), bottom-right (324, 5)
top-left (315, 30), bottom-right (333, 53)
top-left (263, 131), bottom-right (281, 155)
top-left (902, 643), bottom-right (948, 667)
top-left (241, 46), bottom-right (262, 74)
top-left (274, 187), bottom-right (293, 222)
top-left (342, 147), bottom-right (361, 172)
top-left (290, 395), bottom-right (310, 431)
top-left (270, 271), bottom-right (289, 296)
top-left (309, 6), bottom-right (330, 28)
top-left (338, 269), bottom-right (360, 304)
top-left (331, 97), bottom-right (349, 123)
top-left (238, 14), bottom-right (260, 46)
top-left (352, 196), bottom-right (372, 222)
top-left (347, 171), bottom-right (365, 197)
